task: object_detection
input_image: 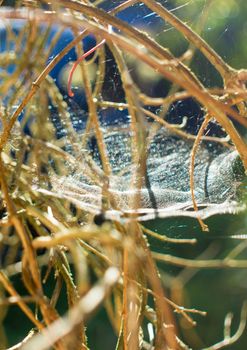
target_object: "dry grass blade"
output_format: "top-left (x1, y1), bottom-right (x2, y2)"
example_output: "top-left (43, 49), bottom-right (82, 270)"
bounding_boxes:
top-left (21, 267), bottom-right (120, 350)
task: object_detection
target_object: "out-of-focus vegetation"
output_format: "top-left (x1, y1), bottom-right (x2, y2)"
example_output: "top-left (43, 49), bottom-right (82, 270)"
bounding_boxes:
top-left (0, 1), bottom-right (247, 350)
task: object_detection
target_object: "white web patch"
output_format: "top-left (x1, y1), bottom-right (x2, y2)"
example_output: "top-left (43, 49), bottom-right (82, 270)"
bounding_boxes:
top-left (34, 124), bottom-right (245, 222)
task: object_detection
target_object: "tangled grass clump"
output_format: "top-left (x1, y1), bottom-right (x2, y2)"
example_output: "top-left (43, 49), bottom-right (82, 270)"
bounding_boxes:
top-left (0, 1), bottom-right (247, 349)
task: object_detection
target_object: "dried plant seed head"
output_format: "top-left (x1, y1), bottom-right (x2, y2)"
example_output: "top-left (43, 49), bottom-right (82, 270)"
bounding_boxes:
top-left (0, 4), bottom-right (247, 350)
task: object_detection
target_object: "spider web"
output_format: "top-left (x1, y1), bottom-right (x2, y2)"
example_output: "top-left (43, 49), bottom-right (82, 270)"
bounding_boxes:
top-left (2, 0), bottom-right (240, 222)
top-left (36, 116), bottom-right (245, 222)
top-left (32, 0), bottom-right (246, 222)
